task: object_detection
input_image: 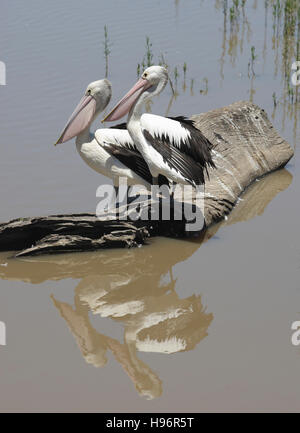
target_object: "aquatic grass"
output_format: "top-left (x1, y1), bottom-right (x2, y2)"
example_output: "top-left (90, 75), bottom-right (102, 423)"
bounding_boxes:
top-left (199, 78), bottom-right (208, 95)
top-left (183, 62), bottom-right (187, 91)
top-left (277, 0), bottom-right (300, 105)
top-left (133, 0), bottom-right (299, 113)
top-left (174, 66), bottom-right (179, 88)
top-left (190, 78), bottom-right (195, 95)
top-left (214, 0), bottom-right (299, 142)
top-left (230, 0), bottom-right (241, 28)
top-left (158, 53), bottom-right (167, 68)
top-left (157, 53), bottom-right (176, 96)
top-left (103, 25), bottom-right (112, 78)
top-left (218, 0), bottom-right (300, 110)
top-left (137, 39), bottom-right (194, 97)
top-left (137, 36), bottom-right (154, 74)
top-left (168, 76), bottom-right (176, 96)
top-left (145, 36), bottom-right (154, 67)
top-left (248, 45), bottom-right (257, 77)
top-left (183, 62), bottom-right (187, 80)
top-left (227, 0), bottom-right (243, 65)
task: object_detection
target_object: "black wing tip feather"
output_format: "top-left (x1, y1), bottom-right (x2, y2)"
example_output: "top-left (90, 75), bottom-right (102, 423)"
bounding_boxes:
top-left (169, 115), bottom-right (216, 173)
top-left (144, 130), bottom-right (206, 186)
top-left (102, 142), bottom-right (169, 187)
top-left (102, 142), bottom-right (152, 184)
top-left (168, 115), bottom-right (196, 128)
top-left (158, 174), bottom-right (170, 187)
top-left (109, 122), bottom-right (127, 130)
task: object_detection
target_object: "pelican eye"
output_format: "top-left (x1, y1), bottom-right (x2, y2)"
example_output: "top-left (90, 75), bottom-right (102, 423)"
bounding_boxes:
top-left (143, 73), bottom-right (148, 79)
top-left (87, 89), bottom-right (91, 94)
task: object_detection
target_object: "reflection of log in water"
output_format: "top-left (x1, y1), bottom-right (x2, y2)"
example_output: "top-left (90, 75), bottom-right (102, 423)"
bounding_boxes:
top-left (198, 168), bottom-right (293, 244)
top-left (0, 101), bottom-right (294, 256)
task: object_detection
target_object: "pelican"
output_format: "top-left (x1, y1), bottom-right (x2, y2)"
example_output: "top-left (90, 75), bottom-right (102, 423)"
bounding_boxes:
top-left (55, 79), bottom-right (168, 196)
top-left (103, 66), bottom-right (215, 187)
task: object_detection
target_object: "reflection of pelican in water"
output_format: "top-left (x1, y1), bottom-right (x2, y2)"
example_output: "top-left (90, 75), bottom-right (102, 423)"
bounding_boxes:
top-left (50, 293), bottom-right (165, 399)
top-left (49, 238), bottom-right (212, 399)
top-left (51, 282), bottom-right (212, 400)
top-left (0, 233), bottom-right (211, 399)
top-left (0, 168), bottom-right (293, 398)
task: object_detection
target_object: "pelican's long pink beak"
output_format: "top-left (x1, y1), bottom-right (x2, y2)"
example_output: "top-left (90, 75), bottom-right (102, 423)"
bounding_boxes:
top-left (55, 95), bottom-right (96, 145)
top-left (102, 78), bottom-right (151, 122)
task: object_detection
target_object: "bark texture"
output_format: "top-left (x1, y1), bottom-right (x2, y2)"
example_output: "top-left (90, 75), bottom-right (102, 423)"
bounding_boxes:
top-left (192, 101), bottom-right (294, 225)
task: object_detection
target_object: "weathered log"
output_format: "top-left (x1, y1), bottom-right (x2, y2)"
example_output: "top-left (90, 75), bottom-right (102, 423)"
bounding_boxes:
top-left (191, 100), bottom-right (293, 226)
top-left (0, 218), bottom-right (151, 256)
top-left (0, 168), bottom-right (292, 283)
top-left (0, 101), bottom-right (294, 257)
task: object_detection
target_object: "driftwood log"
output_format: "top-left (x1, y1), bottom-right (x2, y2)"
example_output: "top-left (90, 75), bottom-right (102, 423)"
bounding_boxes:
top-left (0, 101), bottom-right (294, 257)
top-left (0, 168), bottom-right (292, 283)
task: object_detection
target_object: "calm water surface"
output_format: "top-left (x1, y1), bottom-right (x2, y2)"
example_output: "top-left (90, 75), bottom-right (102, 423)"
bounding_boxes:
top-left (0, 0), bottom-right (300, 412)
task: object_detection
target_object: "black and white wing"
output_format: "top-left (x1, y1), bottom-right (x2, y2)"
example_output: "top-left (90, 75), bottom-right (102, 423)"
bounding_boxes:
top-left (141, 113), bottom-right (215, 179)
top-left (143, 129), bottom-right (207, 186)
top-left (95, 128), bottom-right (169, 186)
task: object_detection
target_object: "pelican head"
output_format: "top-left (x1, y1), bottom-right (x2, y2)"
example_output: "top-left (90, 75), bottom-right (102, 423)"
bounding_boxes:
top-left (141, 65), bottom-right (168, 95)
top-left (55, 79), bottom-right (112, 145)
top-left (103, 66), bottom-right (168, 122)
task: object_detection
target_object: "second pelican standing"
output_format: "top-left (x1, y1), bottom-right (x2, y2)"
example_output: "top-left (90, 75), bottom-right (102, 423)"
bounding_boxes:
top-left (103, 66), bottom-right (215, 187)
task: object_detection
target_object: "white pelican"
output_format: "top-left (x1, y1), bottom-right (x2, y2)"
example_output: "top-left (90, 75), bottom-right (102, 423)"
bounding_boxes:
top-left (103, 66), bottom-right (215, 187)
top-left (55, 79), bottom-right (168, 194)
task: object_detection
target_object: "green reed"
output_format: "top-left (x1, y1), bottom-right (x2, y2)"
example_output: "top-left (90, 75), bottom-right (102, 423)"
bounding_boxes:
top-left (103, 25), bottom-right (112, 78)
top-left (135, 36), bottom-right (198, 98)
top-left (218, 0), bottom-right (300, 106)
